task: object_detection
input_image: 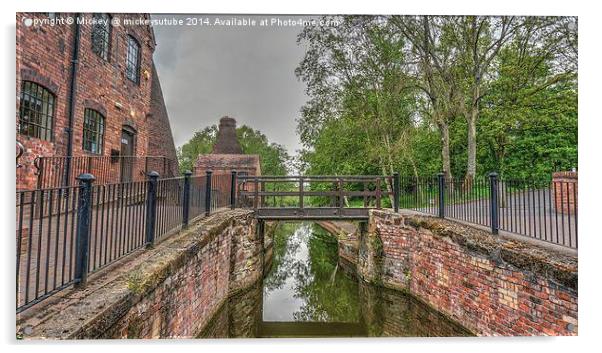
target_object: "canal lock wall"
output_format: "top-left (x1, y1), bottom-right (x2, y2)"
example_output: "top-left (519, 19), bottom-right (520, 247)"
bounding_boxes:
top-left (355, 209), bottom-right (578, 336)
top-left (17, 209), bottom-right (275, 339)
top-left (18, 207), bottom-right (577, 338)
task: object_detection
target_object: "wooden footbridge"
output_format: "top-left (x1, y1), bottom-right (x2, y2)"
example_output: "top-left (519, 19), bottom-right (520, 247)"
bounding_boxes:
top-left (234, 174), bottom-right (400, 221)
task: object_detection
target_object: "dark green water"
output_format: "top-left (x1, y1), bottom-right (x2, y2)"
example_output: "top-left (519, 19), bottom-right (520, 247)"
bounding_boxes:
top-left (200, 223), bottom-right (472, 338)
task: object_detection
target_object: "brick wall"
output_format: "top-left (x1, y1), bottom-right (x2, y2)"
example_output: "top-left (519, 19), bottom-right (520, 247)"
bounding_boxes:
top-left (104, 211), bottom-right (263, 338)
top-left (148, 61), bottom-right (178, 176)
top-left (16, 13), bottom-right (176, 189)
top-left (17, 210), bottom-right (266, 339)
top-left (552, 171), bottom-right (578, 214)
top-left (358, 209), bottom-right (578, 336)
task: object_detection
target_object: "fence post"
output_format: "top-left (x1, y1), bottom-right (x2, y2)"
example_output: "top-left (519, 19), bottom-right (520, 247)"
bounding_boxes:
top-left (437, 173), bottom-right (445, 218)
top-left (253, 177), bottom-right (259, 210)
top-left (205, 170), bottom-right (212, 216)
top-left (230, 171), bottom-right (237, 210)
top-left (145, 171), bottom-right (159, 248)
top-left (182, 170), bottom-right (192, 228)
top-left (35, 157), bottom-right (44, 189)
top-left (338, 178), bottom-right (344, 211)
top-left (489, 172), bottom-right (499, 235)
top-left (74, 173), bottom-right (95, 288)
top-left (393, 172), bottom-right (400, 213)
top-left (299, 177), bottom-right (304, 211)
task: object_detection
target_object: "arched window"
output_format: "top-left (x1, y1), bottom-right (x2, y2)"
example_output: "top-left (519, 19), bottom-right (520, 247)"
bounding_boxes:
top-left (91, 13), bottom-right (111, 60)
top-left (125, 35), bottom-right (141, 83)
top-left (83, 109), bottom-right (105, 154)
top-left (19, 81), bottom-right (55, 141)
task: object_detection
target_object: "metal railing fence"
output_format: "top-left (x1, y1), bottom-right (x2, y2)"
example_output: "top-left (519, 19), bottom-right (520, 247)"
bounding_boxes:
top-left (399, 173), bottom-right (577, 249)
top-left (16, 170), bottom-right (577, 313)
top-left (33, 155), bottom-right (177, 189)
top-left (16, 169), bottom-right (227, 313)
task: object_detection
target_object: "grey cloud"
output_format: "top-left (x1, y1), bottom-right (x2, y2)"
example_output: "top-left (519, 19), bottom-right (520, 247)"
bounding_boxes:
top-left (151, 14), bottom-right (313, 154)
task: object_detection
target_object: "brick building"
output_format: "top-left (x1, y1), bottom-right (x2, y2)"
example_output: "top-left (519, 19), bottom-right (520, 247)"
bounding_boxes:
top-left (16, 13), bottom-right (177, 190)
top-left (194, 117), bottom-right (261, 178)
top-left (194, 117), bottom-right (261, 206)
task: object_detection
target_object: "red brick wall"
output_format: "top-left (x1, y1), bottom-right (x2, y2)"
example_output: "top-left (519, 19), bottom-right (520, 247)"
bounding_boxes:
top-left (16, 13), bottom-right (175, 190)
top-left (103, 211), bottom-right (263, 338)
top-left (359, 210), bottom-right (578, 336)
top-left (552, 171), bottom-right (578, 215)
top-left (107, 217), bottom-right (235, 337)
top-left (148, 62), bottom-right (178, 177)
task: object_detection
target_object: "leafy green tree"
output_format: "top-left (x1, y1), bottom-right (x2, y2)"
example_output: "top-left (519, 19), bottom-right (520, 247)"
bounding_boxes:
top-left (477, 43), bottom-right (577, 180)
top-left (177, 126), bottom-right (217, 173)
top-left (296, 15), bottom-right (577, 182)
top-left (297, 16), bottom-right (421, 183)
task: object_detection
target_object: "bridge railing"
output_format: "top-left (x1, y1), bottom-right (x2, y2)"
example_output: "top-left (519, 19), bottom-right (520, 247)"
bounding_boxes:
top-left (16, 170), bottom-right (226, 313)
top-left (234, 174), bottom-right (400, 219)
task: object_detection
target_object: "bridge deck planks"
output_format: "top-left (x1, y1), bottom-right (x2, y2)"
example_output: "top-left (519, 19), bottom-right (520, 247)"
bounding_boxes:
top-left (254, 207), bottom-right (371, 220)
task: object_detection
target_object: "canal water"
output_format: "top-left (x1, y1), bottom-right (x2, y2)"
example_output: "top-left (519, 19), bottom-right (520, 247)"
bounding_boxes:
top-left (200, 223), bottom-right (472, 338)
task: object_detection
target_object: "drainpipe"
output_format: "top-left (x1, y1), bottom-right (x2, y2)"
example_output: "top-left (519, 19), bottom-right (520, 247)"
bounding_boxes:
top-left (64, 13), bottom-right (81, 186)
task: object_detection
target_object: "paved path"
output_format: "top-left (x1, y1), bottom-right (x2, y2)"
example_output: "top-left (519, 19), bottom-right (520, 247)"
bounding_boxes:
top-left (412, 188), bottom-right (577, 248)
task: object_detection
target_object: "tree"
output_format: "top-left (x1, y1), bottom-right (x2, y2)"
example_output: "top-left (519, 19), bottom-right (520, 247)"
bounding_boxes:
top-left (477, 35), bottom-right (577, 180)
top-left (296, 15), bottom-right (577, 184)
top-left (296, 16), bottom-right (418, 179)
top-left (177, 124), bottom-right (290, 175)
top-left (391, 16), bottom-right (465, 179)
top-left (177, 126), bottom-right (217, 173)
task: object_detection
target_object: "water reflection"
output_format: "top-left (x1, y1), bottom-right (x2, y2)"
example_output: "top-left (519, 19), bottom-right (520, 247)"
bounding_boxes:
top-left (263, 223), bottom-right (360, 323)
top-left (199, 223), bottom-right (472, 338)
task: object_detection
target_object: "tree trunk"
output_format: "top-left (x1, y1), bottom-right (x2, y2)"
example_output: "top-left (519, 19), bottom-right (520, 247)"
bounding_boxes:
top-left (466, 111), bottom-right (477, 183)
top-left (382, 134), bottom-right (396, 206)
top-left (466, 84), bottom-right (479, 187)
top-left (439, 121), bottom-right (453, 180)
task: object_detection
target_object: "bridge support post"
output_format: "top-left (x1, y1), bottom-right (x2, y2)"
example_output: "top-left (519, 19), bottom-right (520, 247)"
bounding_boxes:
top-left (182, 170), bottom-right (192, 228)
top-left (145, 171), bottom-right (159, 248)
top-left (358, 221), bottom-right (368, 237)
top-left (205, 170), bottom-right (212, 216)
top-left (230, 170), bottom-right (237, 210)
top-left (74, 173), bottom-right (95, 288)
top-left (437, 173), bottom-right (445, 218)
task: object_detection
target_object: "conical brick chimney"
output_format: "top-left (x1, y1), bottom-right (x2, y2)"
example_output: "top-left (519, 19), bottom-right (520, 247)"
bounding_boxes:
top-left (212, 116), bottom-right (243, 154)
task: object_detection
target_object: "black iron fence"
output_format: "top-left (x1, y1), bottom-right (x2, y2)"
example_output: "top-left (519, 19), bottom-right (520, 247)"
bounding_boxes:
top-left (16, 170), bottom-right (577, 312)
top-left (399, 174), bottom-right (578, 249)
top-left (16, 170), bottom-right (231, 313)
top-left (33, 156), bottom-right (177, 189)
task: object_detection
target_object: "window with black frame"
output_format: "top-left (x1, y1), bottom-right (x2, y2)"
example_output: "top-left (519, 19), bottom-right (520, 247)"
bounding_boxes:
top-left (91, 13), bottom-right (111, 60)
top-left (18, 81), bottom-right (55, 141)
top-left (125, 35), bottom-right (140, 83)
top-left (82, 109), bottom-right (105, 154)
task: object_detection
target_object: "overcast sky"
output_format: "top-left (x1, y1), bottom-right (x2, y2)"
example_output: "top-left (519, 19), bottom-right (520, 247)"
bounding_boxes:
top-left (151, 14), bottom-right (314, 155)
